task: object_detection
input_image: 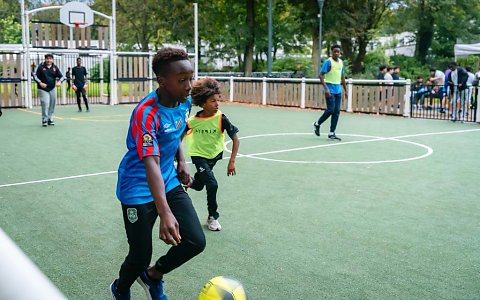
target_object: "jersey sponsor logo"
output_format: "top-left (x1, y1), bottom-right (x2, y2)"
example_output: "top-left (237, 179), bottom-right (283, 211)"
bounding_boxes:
top-left (127, 208), bottom-right (138, 223)
top-left (193, 128), bottom-right (218, 134)
top-left (175, 118), bottom-right (183, 129)
top-left (142, 133), bottom-right (153, 147)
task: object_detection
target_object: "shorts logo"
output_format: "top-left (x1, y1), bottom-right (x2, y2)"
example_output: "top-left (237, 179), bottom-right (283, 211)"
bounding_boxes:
top-left (142, 133), bottom-right (153, 147)
top-left (127, 208), bottom-right (138, 223)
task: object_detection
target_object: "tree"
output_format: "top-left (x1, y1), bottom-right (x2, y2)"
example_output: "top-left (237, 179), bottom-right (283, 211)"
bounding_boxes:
top-left (243, 0), bottom-right (255, 76)
top-left (0, 16), bottom-right (22, 44)
top-left (92, 0), bottom-right (193, 51)
top-left (388, 0), bottom-right (480, 64)
top-left (323, 0), bottom-right (396, 74)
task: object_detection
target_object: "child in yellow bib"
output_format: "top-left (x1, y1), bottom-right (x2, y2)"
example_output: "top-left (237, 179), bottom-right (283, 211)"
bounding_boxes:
top-left (185, 77), bottom-right (240, 231)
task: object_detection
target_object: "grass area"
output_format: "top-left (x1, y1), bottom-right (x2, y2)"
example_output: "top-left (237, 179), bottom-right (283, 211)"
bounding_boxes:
top-left (0, 104), bottom-right (479, 299)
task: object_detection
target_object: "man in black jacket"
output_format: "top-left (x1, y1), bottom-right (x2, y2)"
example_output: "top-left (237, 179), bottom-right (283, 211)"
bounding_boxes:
top-left (447, 62), bottom-right (469, 122)
top-left (33, 54), bottom-right (65, 127)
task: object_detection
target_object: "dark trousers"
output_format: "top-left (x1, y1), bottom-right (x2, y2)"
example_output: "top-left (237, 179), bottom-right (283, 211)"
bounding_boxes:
top-left (190, 154), bottom-right (221, 219)
top-left (75, 86), bottom-right (89, 110)
top-left (317, 93), bottom-right (342, 133)
top-left (116, 185), bottom-right (206, 293)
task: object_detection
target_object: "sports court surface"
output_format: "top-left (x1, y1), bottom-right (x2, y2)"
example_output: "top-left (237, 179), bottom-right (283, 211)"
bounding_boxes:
top-left (1, 103), bottom-right (479, 299)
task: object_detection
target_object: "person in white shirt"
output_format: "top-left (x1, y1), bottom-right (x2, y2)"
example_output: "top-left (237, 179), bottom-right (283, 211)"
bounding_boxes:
top-left (465, 66), bottom-right (475, 111)
top-left (475, 67), bottom-right (480, 83)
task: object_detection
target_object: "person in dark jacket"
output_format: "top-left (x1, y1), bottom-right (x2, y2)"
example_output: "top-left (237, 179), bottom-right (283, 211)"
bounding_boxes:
top-left (33, 54), bottom-right (65, 127)
top-left (447, 62), bottom-right (469, 122)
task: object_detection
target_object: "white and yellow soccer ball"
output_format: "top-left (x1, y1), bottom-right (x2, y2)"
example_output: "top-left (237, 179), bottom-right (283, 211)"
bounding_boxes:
top-left (198, 276), bottom-right (248, 300)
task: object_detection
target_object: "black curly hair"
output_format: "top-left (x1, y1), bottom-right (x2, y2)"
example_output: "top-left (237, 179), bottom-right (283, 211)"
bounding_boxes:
top-left (191, 77), bottom-right (221, 107)
top-left (152, 47), bottom-right (189, 77)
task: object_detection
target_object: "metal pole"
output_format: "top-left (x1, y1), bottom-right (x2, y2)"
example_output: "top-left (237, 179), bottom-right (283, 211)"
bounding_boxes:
top-left (20, 0), bottom-right (28, 108)
top-left (194, 3), bottom-right (198, 80)
top-left (110, 0), bottom-right (117, 105)
top-left (25, 13), bottom-right (32, 108)
top-left (267, 0), bottom-right (273, 77)
top-left (317, 0), bottom-right (324, 76)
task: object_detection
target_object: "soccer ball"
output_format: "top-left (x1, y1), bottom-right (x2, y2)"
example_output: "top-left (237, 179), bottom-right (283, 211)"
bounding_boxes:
top-left (198, 276), bottom-right (248, 300)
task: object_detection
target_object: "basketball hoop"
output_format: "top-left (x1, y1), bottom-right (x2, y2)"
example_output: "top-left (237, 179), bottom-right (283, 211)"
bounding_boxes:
top-left (59, 1), bottom-right (94, 28)
top-left (73, 22), bottom-right (87, 28)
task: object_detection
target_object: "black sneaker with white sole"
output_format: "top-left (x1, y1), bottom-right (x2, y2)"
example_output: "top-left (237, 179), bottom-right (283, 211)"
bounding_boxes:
top-left (313, 122), bottom-right (320, 136)
top-left (328, 133), bottom-right (341, 141)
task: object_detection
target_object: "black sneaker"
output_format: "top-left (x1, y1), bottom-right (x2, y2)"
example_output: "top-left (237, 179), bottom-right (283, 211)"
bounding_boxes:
top-left (439, 108), bottom-right (445, 114)
top-left (42, 121), bottom-right (48, 127)
top-left (47, 120), bottom-right (55, 126)
top-left (313, 122), bottom-right (320, 136)
top-left (328, 133), bottom-right (342, 141)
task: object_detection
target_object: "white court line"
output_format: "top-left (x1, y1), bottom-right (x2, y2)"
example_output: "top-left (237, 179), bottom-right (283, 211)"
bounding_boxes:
top-left (0, 171), bottom-right (117, 188)
top-left (225, 128), bottom-right (480, 157)
top-left (1, 128), bottom-right (479, 188)
top-left (226, 133), bottom-right (434, 164)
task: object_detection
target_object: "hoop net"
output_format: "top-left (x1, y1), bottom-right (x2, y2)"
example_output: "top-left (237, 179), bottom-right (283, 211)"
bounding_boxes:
top-left (73, 22), bottom-right (88, 28)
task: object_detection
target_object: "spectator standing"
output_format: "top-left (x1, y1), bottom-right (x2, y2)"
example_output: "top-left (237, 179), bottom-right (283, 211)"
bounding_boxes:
top-left (466, 66), bottom-right (475, 110)
top-left (384, 67), bottom-right (393, 81)
top-left (439, 68), bottom-right (451, 114)
top-left (32, 54), bottom-right (65, 127)
top-left (429, 67), bottom-right (446, 111)
top-left (392, 66), bottom-right (401, 80)
top-left (72, 57), bottom-right (90, 112)
top-left (448, 62), bottom-right (469, 121)
top-left (377, 65), bottom-right (386, 80)
top-left (66, 67), bottom-right (71, 91)
top-left (474, 66), bottom-right (480, 83)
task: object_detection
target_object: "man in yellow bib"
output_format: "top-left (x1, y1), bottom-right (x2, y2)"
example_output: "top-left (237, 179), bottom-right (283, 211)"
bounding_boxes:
top-left (185, 77), bottom-right (240, 231)
top-left (313, 45), bottom-right (347, 140)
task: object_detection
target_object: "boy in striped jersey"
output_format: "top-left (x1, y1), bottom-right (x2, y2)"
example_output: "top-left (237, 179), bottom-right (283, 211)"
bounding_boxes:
top-left (111, 48), bottom-right (205, 300)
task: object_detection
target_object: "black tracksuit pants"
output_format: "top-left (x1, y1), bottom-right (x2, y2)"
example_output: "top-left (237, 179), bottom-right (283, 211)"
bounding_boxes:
top-left (190, 154), bottom-right (222, 219)
top-left (116, 185), bottom-right (206, 293)
top-left (75, 85), bottom-right (89, 110)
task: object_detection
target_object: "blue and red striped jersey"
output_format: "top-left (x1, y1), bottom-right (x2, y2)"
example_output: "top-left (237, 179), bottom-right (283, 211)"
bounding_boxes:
top-left (116, 90), bottom-right (192, 205)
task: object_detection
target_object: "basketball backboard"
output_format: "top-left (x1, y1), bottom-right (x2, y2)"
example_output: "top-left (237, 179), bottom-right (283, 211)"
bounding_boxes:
top-left (59, 1), bottom-right (94, 28)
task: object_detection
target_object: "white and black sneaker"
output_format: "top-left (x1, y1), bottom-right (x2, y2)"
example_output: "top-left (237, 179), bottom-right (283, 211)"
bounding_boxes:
top-left (207, 216), bottom-right (222, 231)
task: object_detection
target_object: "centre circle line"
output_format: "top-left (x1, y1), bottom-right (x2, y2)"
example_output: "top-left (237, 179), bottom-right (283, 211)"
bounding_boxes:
top-left (224, 132), bottom-right (433, 164)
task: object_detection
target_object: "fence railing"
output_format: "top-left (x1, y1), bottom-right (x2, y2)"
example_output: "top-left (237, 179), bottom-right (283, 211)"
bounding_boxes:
top-left (210, 76), bottom-right (411, 116)
top-left (2, 53), bottom-right (480, 123)
top-left (410, 83), bottom-right (478, 122)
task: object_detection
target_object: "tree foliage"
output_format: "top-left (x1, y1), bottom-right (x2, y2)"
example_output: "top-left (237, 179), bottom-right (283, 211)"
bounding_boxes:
top-left (2, 0), bottom-right (479, 76)
top-left (389, 0), bottom-right (480, 64)
top-left (0, 16), bottom-right (22, 44)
